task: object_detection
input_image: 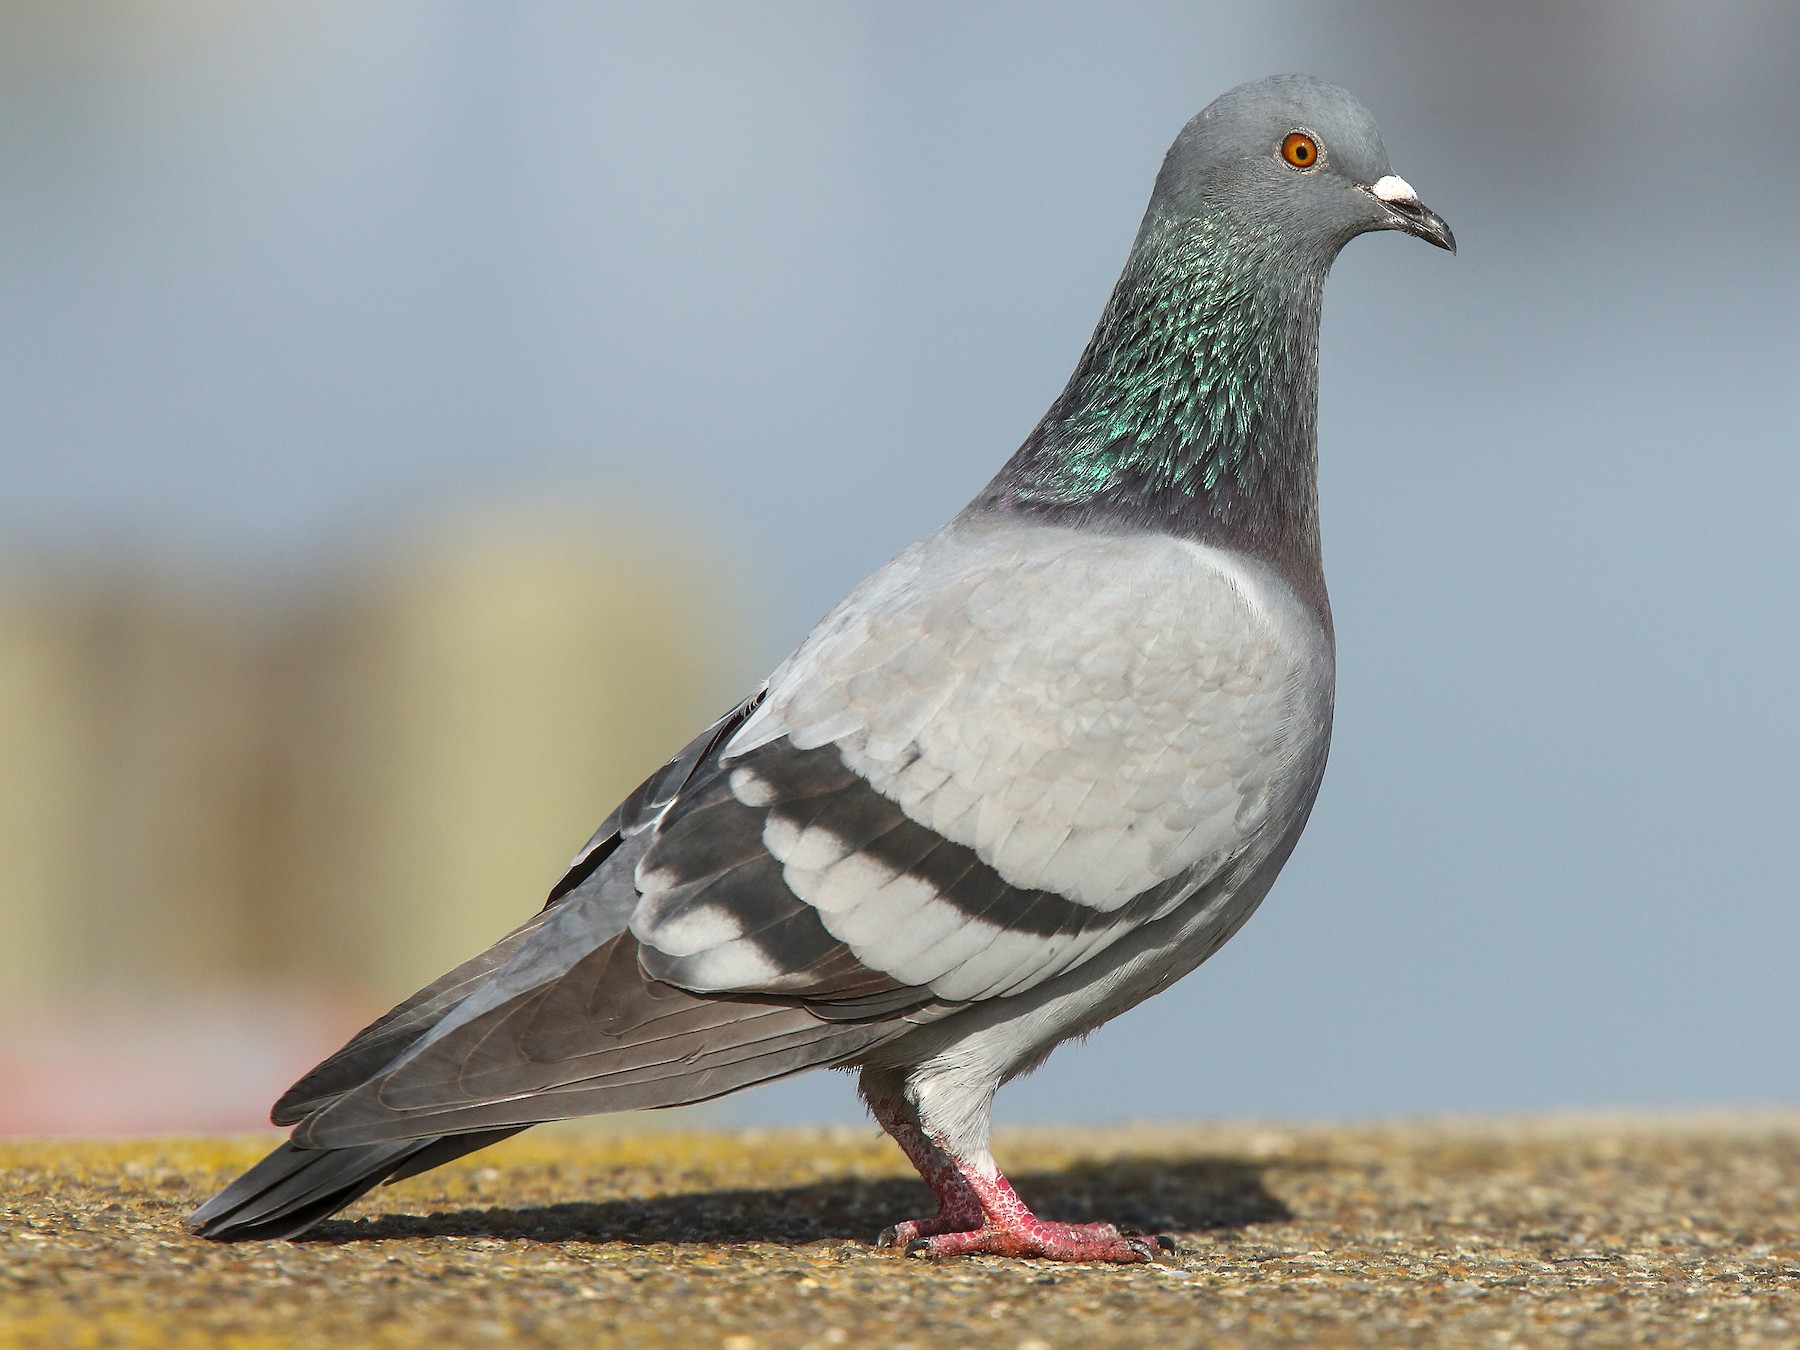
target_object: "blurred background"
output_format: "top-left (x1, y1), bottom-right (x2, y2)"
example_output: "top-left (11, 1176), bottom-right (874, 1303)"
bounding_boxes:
top-left (2, 1), bottom-right (1795, 1136)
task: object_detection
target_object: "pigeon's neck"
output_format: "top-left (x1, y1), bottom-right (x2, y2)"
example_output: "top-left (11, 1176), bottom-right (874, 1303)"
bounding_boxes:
top-left (976, 209), bottom-right (1330, 617)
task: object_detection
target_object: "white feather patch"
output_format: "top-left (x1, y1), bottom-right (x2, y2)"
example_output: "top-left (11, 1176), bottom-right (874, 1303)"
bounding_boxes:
top-left (641, 903), bottom-right (745, 957)
top-left (800, 852), bottom-right (899, 915)
top-left (729, 765), bottom-right (778, 807)
top-left (824, 869), bottom-right (943, 946)
top-left (670, 939), bottom-right (784, 989)
top-left (762, 815), bottom-right (855, 871)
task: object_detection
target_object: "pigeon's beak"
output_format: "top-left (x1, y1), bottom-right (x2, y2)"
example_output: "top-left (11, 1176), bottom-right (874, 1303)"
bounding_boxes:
top-left (1368, 174), bottom-right (1456, 253)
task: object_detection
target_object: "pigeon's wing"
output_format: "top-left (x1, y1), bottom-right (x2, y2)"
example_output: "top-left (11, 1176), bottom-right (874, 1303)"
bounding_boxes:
top-left (634, 517), bottom-right (1331, 1006)
top-left (290, 517), bottom-right (1327, 1147)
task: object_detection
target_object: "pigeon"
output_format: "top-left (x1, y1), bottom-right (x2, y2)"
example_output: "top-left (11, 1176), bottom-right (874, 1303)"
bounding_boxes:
top-left (191, 74), bottom-right (1453, 1261)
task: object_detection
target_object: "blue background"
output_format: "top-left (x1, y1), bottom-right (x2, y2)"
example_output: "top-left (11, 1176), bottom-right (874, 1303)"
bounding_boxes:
top-left (4, 2), bottom-right (1795, 1127)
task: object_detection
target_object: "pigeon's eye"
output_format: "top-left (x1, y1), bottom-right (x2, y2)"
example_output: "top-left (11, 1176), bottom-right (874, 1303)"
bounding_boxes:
top-left (1281, 132), bottom-right (1320, 169)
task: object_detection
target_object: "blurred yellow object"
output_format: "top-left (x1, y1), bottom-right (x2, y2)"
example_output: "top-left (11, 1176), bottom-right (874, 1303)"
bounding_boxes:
top-left (0, 507), bottom-right (738, 1132)
top-left (0, 567), bottom-right (266, 1003)
top-left (273, 512), bottom-right (735, 993)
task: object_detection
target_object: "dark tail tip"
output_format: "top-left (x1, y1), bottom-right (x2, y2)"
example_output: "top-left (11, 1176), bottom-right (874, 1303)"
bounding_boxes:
top-left (189, 1127), bottom-right (527, 1242)
top-left (188, 1139), bottom-right (420, 1241)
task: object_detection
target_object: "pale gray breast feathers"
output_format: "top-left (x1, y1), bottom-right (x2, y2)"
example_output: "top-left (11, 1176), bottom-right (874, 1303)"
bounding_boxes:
top-left (631, 519), bottom-right (1332, 1005)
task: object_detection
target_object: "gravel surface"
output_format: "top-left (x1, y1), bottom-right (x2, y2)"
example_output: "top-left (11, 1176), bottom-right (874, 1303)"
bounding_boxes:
top-left (5, 1114), bottom-right (1800, 1347)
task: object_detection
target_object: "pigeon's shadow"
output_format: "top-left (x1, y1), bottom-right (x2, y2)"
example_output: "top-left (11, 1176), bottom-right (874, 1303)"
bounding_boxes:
top-left (302, 1153), bottom-right (1290, 1247)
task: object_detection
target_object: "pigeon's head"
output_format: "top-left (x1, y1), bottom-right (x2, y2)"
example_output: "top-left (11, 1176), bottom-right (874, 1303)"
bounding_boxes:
top-left (1152, 74), bottom-right (1455, 261)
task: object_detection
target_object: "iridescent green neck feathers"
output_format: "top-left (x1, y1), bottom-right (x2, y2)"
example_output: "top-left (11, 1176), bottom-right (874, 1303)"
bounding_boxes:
top-left (976, 206), bottom-right (1329, 599)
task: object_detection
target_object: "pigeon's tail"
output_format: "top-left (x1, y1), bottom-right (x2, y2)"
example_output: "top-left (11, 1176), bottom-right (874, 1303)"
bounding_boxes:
top-left (188, 929), bottom-right (914, 1240)
top-left (188, 1128), bottom-right (524, 1242)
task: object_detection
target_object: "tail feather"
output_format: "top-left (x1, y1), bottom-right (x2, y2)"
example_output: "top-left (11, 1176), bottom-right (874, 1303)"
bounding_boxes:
top-left (188, 1129), bottom-right (523, 1242)
top-left (271, 909), bottom-right (571, 1126)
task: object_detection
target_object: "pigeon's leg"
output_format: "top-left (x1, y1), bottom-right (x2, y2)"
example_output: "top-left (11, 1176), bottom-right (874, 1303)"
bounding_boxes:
top-left (862, 1072), bottom-right (985, 1246)
top-left (860, 1067), bottom-right (1164, 1263)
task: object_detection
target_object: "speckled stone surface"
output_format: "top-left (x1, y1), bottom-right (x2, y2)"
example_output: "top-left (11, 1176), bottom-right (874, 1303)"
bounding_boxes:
top-left (4, 1115), bottom-right (1800, 1347)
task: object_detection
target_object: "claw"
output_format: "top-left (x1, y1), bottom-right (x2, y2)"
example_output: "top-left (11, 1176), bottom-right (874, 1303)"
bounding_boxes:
top-left (904, 1238), bottom-right (932, 1258)
top-left (1127, 1234), bottom-right (1184, 1263)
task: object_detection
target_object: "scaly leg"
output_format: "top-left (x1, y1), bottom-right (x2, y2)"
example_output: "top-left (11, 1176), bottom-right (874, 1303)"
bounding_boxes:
top-left (865, 1093), bottom-right (984, 1246)
top-left (863, 1078), bottom-right (1169, 1263)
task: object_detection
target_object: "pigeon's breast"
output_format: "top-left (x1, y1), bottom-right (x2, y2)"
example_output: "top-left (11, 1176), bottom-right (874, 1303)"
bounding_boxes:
top-left (729, 518), bottom-right (1335, 915)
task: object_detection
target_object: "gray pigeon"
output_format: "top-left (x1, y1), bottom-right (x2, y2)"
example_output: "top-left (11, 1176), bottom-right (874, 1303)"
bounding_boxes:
top-left (191, 74), bottom-right (1452, 1261)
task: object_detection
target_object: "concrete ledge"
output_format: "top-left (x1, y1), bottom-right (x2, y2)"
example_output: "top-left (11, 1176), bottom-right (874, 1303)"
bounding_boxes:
top-left (4, 1114), bottom-right (1799, 1347)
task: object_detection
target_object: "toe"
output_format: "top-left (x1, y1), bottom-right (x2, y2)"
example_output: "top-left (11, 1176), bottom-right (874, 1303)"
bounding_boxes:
top-left (902, 1229), bottom-right (993, 1259)
top-left (901, 1224), bottom-right (1161, 1263)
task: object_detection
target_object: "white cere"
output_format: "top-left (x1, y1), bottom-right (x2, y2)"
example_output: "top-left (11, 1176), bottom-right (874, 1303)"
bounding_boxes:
top-left (1371, 174), bottom-right (1419, 204)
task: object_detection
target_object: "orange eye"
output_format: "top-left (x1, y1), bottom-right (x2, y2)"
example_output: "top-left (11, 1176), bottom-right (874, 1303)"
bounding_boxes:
top-left (1281, 131), bottom-right (1319, 169)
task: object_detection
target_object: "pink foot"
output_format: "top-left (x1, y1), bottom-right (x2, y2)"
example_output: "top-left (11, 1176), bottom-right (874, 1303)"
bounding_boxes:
top-left (875, 1159), bottom-right (1173, 1264)
top-left (863, 1089), bottom-right (1175, 1264)
top-left (904, 1216), bottom-right (1171, 1263)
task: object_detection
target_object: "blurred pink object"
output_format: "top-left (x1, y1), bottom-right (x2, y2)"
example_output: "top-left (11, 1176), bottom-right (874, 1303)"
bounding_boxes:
top-left (0, 991), bottom-right (372, 1136)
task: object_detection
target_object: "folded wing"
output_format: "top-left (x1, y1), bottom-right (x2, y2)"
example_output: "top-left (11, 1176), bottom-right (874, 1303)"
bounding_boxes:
top-left (284, 519), bottom-right (1321, 1147)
